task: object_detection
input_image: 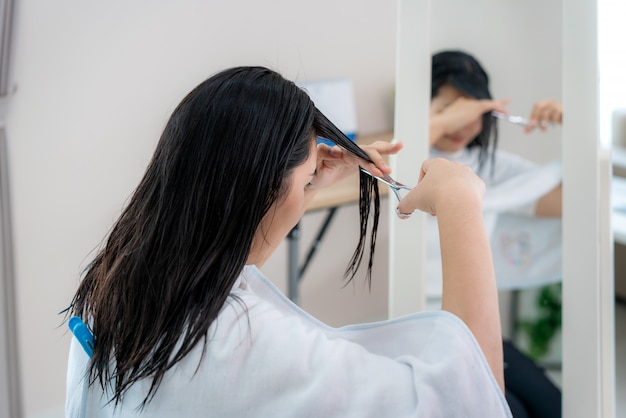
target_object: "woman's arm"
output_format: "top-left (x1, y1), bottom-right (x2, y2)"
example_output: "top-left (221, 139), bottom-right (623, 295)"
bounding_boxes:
top-left (535, 184), bottom-right (562, 217)
top-left (398, 159), bottom-right (504, 392)
top-left (436, 189), bottom-right (503, 392)
top-left (430, 97), bottom-right (510, 147)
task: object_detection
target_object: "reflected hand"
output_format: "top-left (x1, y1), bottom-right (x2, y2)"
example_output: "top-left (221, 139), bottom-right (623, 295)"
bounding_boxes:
top-left (525, 99), bottom-right (563, 133)
top-left (433, 97), bottom-right (510, 136)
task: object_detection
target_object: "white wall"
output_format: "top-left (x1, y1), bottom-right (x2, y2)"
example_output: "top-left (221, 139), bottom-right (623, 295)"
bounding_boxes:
top-left (6, 2), bottom-right (396, 416)
top-left (4, 1), bottom-right (563, 417)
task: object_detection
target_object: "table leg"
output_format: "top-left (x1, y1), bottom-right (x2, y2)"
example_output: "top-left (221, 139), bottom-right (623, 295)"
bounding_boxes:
top-left (287, 222), bottom-right (300, 304)
top-left (286, 207), bottom-right (339, 304)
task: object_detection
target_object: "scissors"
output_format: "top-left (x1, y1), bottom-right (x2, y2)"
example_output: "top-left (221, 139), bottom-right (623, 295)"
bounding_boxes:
top-left (491, 111), bottom-right (531, 127)
top-left (491, 111), bottom-right (553, 129)
top-left (360, 168), bottom-right (413, 218)
top-left (359, 168), bottom-right (412, 202)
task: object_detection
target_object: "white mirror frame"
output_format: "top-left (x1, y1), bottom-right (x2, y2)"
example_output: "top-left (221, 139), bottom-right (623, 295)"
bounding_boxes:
top-left (390, 0), bottom-right (616, 416)
top-left (562, 0), bottom-right (615, 416)
top-left (0, 0), bottom-right (19, 417)
top-left (388, 0), bottom-right (431, 317)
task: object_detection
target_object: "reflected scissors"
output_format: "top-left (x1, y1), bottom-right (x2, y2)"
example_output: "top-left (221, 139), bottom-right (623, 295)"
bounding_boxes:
top-left (491, 111), bottom-right (531, 127)
top-left (491, 111), bottom-right (553, 129)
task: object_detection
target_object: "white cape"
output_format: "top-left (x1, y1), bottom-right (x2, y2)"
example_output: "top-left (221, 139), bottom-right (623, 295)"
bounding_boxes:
top-left (66, 266), bottom-right (511, 417)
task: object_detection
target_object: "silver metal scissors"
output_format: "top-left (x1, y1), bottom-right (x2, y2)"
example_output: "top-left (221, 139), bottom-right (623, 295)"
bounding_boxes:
top-left (491, 111), bottom-right (553, 129)
top-left (491, 111), bottom-right (531, 127)
top-left (359, 168), bottom-right (412, 201)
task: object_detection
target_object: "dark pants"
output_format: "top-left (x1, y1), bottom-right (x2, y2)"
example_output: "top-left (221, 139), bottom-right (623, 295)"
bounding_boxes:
top-left (503, 340), bottom-right (562, 418)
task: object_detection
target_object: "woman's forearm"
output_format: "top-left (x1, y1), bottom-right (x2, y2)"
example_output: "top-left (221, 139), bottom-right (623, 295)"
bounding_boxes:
top-left (438, 196), bottom-right (504, 392)
top-left (397, 158), bottom-right (503, 390)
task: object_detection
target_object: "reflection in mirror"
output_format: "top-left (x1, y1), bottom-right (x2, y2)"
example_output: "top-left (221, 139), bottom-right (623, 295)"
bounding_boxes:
top-left (425, 2), bottom-right (564, 417)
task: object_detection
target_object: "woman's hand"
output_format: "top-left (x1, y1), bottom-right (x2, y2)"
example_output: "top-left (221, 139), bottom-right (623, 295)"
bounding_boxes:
top-left (397, 158), bottom-right (485, 217)
top-left (525, 99), bottom-right (563, 133)
top-left (311, 140), bottom-right (403, 189)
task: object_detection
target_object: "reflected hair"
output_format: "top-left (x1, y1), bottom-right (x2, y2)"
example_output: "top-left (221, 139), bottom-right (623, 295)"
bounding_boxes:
top-left (65, 66), bottom-right (380, 408)
top-left (431, 50), bottom-right (499, 175)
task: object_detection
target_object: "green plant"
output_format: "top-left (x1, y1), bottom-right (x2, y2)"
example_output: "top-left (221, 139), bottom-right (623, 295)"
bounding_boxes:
top-left (516, 283), bottom-right (562, 360)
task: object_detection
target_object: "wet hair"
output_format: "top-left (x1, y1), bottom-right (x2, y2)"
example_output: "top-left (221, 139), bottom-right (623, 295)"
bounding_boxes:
top-left (65, 66), bottom-right (380, 407)
top-left (431, 50), bottom-right (499, 175)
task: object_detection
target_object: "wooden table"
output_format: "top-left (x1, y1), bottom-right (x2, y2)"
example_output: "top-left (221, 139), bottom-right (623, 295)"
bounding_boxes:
top-left (287, 132), bottom-right (393, 303)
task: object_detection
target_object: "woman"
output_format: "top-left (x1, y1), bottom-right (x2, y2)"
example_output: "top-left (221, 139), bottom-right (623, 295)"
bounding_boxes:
top-left (428, 50), bottom-right (563, 418)
top-left (65, 66), bottom-right (511, 417)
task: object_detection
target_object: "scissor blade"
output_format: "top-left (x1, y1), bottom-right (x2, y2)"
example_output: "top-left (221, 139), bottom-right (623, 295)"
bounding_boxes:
top-left (359, 168), bottom-right (397, 189)
top-left (491, 111), bottom-right (530, 127)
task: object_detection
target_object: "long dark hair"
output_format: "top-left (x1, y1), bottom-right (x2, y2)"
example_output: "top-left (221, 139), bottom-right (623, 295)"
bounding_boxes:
top-left (431, 50), bottom-right (499, 175)
top-left (66, 66), bottom-right (379, 407)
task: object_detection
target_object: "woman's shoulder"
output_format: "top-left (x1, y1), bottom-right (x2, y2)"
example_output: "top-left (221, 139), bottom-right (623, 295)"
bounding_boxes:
top-left (69, 265), bottom-right (511, 417)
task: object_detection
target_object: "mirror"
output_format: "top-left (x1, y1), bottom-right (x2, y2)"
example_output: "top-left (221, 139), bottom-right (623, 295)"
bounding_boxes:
top-left (391, 0), bottom-right (617, 415)
top-left (428, 0), bottom-right (563, 347)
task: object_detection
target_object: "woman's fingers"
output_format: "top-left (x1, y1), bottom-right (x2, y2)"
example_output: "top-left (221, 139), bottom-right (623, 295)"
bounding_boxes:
top-left (359, 141), bottom-right (403, 175)
top-left (486, 98), bottom-right (511, 114)
top-left (526, 99), bottom-right (563, 133)
top-left (316, 140), bottom-right (403, 184)
top-left (317, 143), bottom-right (342, 159)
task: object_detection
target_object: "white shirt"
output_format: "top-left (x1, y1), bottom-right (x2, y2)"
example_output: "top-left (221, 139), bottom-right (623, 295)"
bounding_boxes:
top-left (430, 146), bottom-right (540, 210)
top-left (426, 147), bottom-right (562, 301)
top-left (66, 265), bottom-right (511, 417)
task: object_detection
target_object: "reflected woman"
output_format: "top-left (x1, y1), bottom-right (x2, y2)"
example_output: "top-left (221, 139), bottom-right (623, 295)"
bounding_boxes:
top-left (428, 50), bottom-right (563, 418)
